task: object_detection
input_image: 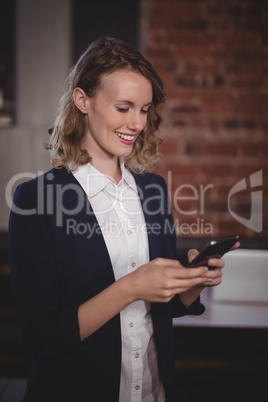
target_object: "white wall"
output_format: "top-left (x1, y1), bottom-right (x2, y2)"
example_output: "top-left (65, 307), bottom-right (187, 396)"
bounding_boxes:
top-left (0, 0), bottom-right (72, 230)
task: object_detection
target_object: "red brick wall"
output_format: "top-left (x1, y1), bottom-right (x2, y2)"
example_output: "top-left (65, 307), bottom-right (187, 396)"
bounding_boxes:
top-left (140, 0), bottom-right (268, 239)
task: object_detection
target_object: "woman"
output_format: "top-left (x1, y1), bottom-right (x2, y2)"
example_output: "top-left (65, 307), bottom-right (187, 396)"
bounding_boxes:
top-left (9, 37), bottom-right (229, 402)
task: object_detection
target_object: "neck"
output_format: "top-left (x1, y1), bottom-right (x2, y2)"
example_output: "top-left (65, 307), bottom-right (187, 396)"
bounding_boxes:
top-left (81, 129), bottom-right (122, 184)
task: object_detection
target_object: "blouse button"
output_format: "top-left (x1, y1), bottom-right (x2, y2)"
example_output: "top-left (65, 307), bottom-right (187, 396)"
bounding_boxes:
top-left (127, 230), bottom-right (132, 235)
top-left (131, 262), bottom-right (136, 268)
top-left (135, 385), bottom-right (140, 390)
top-left (129, 322), bottom-right (134, 327)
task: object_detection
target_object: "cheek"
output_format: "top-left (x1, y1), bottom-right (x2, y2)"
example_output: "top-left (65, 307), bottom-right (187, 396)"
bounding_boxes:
top-left (95, 106), bottom-right (124, 129)
top-left (143, 115), bottom-right (149, 128)
top-left (90, 112), bottom-right (119, 133)
top-left (108, 115), bottom-right (126, 130)
top-left (139, 116), bottom-right (148, 132)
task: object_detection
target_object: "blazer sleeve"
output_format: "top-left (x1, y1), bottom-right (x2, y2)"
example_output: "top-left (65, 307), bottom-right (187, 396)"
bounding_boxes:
top-left (171, 294), bottom-right (205, 317)
top-left (8, 181), bottom-right (90, 359)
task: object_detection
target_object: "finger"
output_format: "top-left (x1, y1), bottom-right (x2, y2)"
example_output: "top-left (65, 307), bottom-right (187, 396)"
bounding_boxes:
top-left (187, 249), bottom-right (199, 263)
top-left (207, 257), bottom-right (225, 269)
top-left (204, 267), bottom-right (223, 278)
top-left (230, 241), bottom-right (240, 251)
top-left (154, 258), bottom-right (182, 268)
top-left (202, 268), bottom-right (223, 285)
top-left (203, 274), bottom-right (223, 286)
top-left (160, 267), bottom-right (210, 291)
top-left (171, 266), bottom-right (209, 280)
top-left (171, 275), bottom-right (215, 292)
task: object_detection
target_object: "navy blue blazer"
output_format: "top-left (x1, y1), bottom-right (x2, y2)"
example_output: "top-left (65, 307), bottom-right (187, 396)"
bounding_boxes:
top-left (8, 167), bottom-right (205, 402)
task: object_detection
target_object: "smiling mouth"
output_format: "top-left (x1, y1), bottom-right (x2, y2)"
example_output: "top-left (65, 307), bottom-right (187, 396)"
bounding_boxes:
top-left (115, 131), bottom-right (137, 141)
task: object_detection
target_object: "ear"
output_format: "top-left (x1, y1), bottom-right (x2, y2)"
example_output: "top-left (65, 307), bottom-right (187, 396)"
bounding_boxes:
top-left (73, 87), bottom-right (90, 114)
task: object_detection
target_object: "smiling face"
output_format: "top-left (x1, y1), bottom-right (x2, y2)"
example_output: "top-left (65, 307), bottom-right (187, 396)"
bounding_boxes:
top-left (73, 69), bottom-right (153, 172)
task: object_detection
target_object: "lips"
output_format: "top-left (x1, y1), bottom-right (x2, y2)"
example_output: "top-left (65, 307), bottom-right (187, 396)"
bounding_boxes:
top-left (115, 131), bottom-right (136, 144)
top-left (114, 131), bottom-right (136, 141)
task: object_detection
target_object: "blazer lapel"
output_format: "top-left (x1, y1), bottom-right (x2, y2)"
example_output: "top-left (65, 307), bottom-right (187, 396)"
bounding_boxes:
top-left (134, 174), bottom-right (165, 261)
top-left (55, 168), bottom-right (116, 288)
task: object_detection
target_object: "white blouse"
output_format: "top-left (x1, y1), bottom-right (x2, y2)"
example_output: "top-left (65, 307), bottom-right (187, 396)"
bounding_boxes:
top-left (73, 160), bottom-right (165, 402)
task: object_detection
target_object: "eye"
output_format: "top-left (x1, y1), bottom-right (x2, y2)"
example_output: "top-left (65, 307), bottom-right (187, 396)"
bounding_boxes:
top-left (141, 109), bottom-right (149, 115)
top-left (117, 107), bottom-right (129, 113)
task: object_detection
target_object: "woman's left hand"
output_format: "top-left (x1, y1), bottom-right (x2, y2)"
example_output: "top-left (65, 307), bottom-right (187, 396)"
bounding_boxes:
top-left (187, 249), bottom-right (224, 287)
top-left (187, 240), bottom-right (240, 287)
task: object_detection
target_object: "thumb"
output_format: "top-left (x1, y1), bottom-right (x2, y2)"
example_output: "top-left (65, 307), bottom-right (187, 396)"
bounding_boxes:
top-left (187, 248), bottom-right (199, 264)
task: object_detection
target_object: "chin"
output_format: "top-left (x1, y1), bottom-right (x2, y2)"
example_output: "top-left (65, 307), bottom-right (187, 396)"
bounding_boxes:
top-left (115, 146), bottom-right (134, 158)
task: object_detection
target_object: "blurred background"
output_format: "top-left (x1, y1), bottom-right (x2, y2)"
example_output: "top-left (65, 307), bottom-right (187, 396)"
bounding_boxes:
top-left (0, 0), bottom-right (267, 400)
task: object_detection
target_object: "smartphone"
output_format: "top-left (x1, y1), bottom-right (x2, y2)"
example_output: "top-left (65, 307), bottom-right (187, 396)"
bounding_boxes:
top-left (186, 235), bottom-right (240, 269)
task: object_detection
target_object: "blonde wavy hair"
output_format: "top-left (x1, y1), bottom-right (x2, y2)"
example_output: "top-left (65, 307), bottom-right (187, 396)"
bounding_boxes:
top-left (48, 37), bottom-right (165, 173)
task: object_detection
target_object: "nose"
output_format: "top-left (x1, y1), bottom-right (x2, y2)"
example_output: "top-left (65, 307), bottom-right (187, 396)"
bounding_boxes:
top-left (127, 111), bottom-right (145, 133)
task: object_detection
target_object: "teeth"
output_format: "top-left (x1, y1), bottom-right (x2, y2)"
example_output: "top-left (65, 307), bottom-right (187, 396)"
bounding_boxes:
top-left (115, 131), bottom-right (135, 141)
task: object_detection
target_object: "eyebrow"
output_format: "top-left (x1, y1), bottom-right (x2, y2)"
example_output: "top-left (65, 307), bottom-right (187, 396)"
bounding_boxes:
top-left (116, 100), bottom-right (152, 107)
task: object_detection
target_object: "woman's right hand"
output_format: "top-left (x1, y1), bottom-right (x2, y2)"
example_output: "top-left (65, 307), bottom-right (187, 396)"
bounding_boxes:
top-left (125, 258), bottom-right (209, 303)
top-left (78, 258), bottom-right (209, 340)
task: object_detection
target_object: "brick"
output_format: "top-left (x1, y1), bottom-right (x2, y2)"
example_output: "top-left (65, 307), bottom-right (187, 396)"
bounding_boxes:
top-left (190, 118), bottom-right (207, 128)
top-left (185, 62), bottom-right (200, 74)
top-left (206, 141), bottom-right (239, 157)
top-left (262, 35), bottom-right (268, 45)
top-left (150, 1), bottom-right (203, 21)
top-left (207, 34), bottom-right (259, 48)
top-left (237, 94), bottom-right (268, 113)
top-left (204, 199), bottom-right (229, 213)
top-left (214, 76), bottom-right (225, 86)
top-left (163, 161), bottom-right (198, 180)
top-left (176, 74), bottom-right (222, 88)
top-left (201, 162), bottom-right (234, 177)
top-left (246, 6), bottom-right (263, 18)
top-left (170, 105), bottom-right (201, 114)
top-left (217, 118), bottom-right (257, 131)
top-left (206, 5), bottom-right (226, 17)
top-left (224, 119), bottom-right (240, 130)
top-left (158, 138), bottom-right (184, 156)
top-left (208, 21), bottom-right (234, 33)
top-left (184, 140), bottom-right (205, 157)
top-left (237, 163), bottom-right (267, 178)
top-left (260, 119), bottom-right (268, 131)
top-left (242, 120), bottom-right (256, 130)
top-left (202, 92), bottom-right (235, 114)
top-left (228, 6), bottom-right (243, 17)
top-left (227, 64), bottom-right (240, 74)
top-left (227, 74), bottom-right (264, 87)
top-left (242, 141), bottom-right (268, 157)
top-left (163, 61), bottom-right (179, 73)
top-left (176, 20), bottom-right (209, 30)
top-left (143, 46), bottom-right (173, 60)
top-left (173, 119), bottom-right (188, 127)
top-left (167, 32), bottom-right (207, 47)
top-left (233, 20), bottom-right (267, 32)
